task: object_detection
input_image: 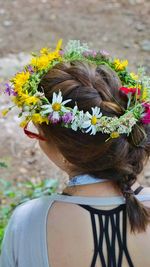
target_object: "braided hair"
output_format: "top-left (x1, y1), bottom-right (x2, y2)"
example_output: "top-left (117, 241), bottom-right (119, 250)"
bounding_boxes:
top-left (38, 60), bottom-right (150, 233)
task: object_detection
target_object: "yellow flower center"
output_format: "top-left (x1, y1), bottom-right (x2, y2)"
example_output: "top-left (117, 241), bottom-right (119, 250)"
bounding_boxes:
top-left (91, 116), bottom-right (97, 125)
top-left (52, 103), bottom-right (61, 111)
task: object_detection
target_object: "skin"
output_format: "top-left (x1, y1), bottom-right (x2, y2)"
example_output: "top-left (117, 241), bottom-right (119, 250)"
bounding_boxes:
top-left (37, 126), bottom-right (150, 267)
top-left (37, 126), bottom-right (142, 197)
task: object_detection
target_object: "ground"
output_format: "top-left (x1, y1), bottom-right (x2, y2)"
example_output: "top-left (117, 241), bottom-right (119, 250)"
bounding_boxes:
top-left (0, 0), bottom-right (150, 187)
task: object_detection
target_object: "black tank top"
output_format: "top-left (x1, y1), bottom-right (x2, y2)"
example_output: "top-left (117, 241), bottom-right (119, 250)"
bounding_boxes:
top-left (62, 185), bottom-right (144, 267)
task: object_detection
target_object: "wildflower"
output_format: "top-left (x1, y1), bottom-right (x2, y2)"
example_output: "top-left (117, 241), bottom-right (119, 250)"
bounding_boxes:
top-left (41, 91), bottom-right (71, 122)
top-left (30, 55), bottom-right (50, 70)
top-left (70, 106), bottom-right (83, 131)
top-left (27, 65), bottom-right (34, 74)
top-left (20, 120), bottom-right (29, 128)
top-left (48, 112), bottom-right (61, 124)
top-left (99, 50), bottom-right (110, 57)
top-left (13, 71), bottom-right (30, 89)
top-left (142, 87), bottom-right (148, 100)
top-left (40, 47), bottom-right (51, 55)
top-left (130, 72), bottom-right (138, 81)
top-left (141, 103), bottom-right (150, 124)
top-left (62, 112), bottom-right (73, 124)
top-left (1, 109), bottom-right (9, 116)
top-left (4, 83), bottom-right (17, 96)
top-left (119, 86), bottom-right (140, 95)
top-left (55, 39), bottom-right (63, 52)
top-left (31, 113), bottom-right (49, 124)
top-left (82, 107), bottom-right (102, 135)
top-left (110, 132), bottom-right (120, 139)
top-left (114, 59), bottom-right (128, 71)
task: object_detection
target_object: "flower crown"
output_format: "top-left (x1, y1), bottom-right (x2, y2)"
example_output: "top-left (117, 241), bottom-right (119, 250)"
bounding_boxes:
top-left (1, 39), bottom-right (150, 141)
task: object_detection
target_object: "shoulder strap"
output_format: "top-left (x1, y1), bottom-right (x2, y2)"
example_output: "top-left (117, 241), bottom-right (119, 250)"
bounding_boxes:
top-left (134, 185), bottom-right (144, 195)
top-left (59, 192), bottom-right (150, 206)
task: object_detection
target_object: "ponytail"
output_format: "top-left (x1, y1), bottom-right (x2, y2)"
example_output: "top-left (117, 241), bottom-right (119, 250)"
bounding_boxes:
top-left (117, 176), bottom-right (150, 233)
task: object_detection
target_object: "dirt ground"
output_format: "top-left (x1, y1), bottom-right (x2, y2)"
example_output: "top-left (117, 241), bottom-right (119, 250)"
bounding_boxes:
top-left (0, 0), bottom-right (150, 187)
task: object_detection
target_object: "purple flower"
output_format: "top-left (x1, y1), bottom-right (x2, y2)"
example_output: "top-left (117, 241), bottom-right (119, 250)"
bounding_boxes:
top-left (99, 50), bottom-right (110, 57)
top-left (82, 51), bottom-right (90, 57)
top-left (59, 50), bottom-right (64, 56)
top-left (4, 83), bottom-right (17, 96)
top-left (48, 113), bottom-right (61, 124)
top-left (27, 65), bottom-right (34, 74)
top-left (92, 50), bottom-right (97, 57)
top-left (62, 112), bottom-right (73, 124)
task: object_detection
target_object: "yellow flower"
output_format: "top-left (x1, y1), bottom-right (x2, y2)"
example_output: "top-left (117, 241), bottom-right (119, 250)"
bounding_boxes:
top-left (110, 132), bottom-right (120, 139)
top-left (40, 47), bottom-right (51, 55)
top-left (24, 96), bottom-right (39, 105)
top-left (30, 55), bottom-right (50, 70)
top-left (13, 71), bottom-right (30, 89)
top-left (20, 120), bottom-right (29, 128)
top-left (13, 92), bottom-right (39, 107)
top-left (30, 39), bottom-right (62, 71)
top-left (130, 72), bottom-right (138, 81)
top-left (31, 113), bottom-right (49, 124)
top-left (56, 39), bottom-right (62, 52)
top-left (142, 87), bottom-right (147, 100)
top-left (114, 59), bottom-right (128, 71)
top-left (2, 109), bottom-right (9, 116)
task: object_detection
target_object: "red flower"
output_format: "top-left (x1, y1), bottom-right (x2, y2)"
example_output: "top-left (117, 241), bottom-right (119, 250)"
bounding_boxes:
top-left (119, 87), bottom-right (140, 95)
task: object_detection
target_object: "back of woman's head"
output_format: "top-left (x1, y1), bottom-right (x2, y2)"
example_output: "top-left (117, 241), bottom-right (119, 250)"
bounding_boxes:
top-left (38, 60), bottom-right (150, 233)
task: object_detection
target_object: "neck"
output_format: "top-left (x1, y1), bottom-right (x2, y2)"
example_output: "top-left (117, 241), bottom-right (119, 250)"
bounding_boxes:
top-left (63, 180), bottom-right (122, 197)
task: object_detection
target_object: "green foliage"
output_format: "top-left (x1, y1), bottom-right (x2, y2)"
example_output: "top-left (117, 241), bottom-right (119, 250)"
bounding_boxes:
top-left (0, 177), bottom-right (59, 252)
top-left (0, 162), bottom-right (7, 168)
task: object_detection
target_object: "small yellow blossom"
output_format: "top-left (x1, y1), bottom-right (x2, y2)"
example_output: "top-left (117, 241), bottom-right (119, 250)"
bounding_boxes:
top-left (20, 120), bottom-right (29, 128)
top-left (31, 113), bottom-right (49, 124)
top-left (130, 72), bottom-right (138, 81)
top-left (56, 39), bottom-right (63, 52)
top-left (114, 59), bottom-right (128, 71)
top-left (40, 47), bottom-right (51, 55)
top-left (110, 132), bottom-right (120, 139)
top-left (142, 87), bottom-right (147, 100)
top-left (2, 109), bottom-right (9, 116)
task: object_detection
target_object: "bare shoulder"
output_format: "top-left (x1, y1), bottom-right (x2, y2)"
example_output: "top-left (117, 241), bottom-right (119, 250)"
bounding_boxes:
top-left (140, 186), bottom-right (150, 194)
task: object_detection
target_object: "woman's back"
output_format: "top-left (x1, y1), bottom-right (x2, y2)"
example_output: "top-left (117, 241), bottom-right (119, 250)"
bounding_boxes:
top-left (47, 188), bottom-right (150, 267)
top-left (1, 184), bottom-right (150, 267)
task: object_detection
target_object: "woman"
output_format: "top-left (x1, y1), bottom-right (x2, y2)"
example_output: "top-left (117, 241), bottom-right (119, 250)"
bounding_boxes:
top-left (1, 40), bottom-right (150, 267)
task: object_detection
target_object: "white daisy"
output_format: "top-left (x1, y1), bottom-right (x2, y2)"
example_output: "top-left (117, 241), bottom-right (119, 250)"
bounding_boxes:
top-left (41, 91), bottom-right (71, 120)
top-left (82, 107), bottom-right (102, 135)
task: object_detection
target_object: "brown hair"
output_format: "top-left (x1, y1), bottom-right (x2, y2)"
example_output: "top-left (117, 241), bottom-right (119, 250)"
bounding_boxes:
top-left (38, 60), bottom-right (150, 233)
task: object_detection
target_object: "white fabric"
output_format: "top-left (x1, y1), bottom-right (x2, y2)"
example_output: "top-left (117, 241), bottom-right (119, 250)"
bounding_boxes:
top-left (0, 193), bottom-right (150, 267)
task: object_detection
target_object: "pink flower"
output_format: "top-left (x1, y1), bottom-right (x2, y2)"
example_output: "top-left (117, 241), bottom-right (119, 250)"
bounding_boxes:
top-left (62, 112), bottom-right (73, 124)
top-left (141, 103), bottom-right (150, 124)
top-left (120, 87), bottom-right (140, 95)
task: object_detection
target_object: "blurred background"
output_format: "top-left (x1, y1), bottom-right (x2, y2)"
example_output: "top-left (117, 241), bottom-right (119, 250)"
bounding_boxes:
top-left (0, 0), bottom-right (150, 190)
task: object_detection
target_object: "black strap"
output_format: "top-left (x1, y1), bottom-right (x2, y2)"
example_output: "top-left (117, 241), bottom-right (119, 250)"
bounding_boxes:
top-left (62, 192), bottom-right (137, 266)
top-left (133, 186), bottom-right (144, 195)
